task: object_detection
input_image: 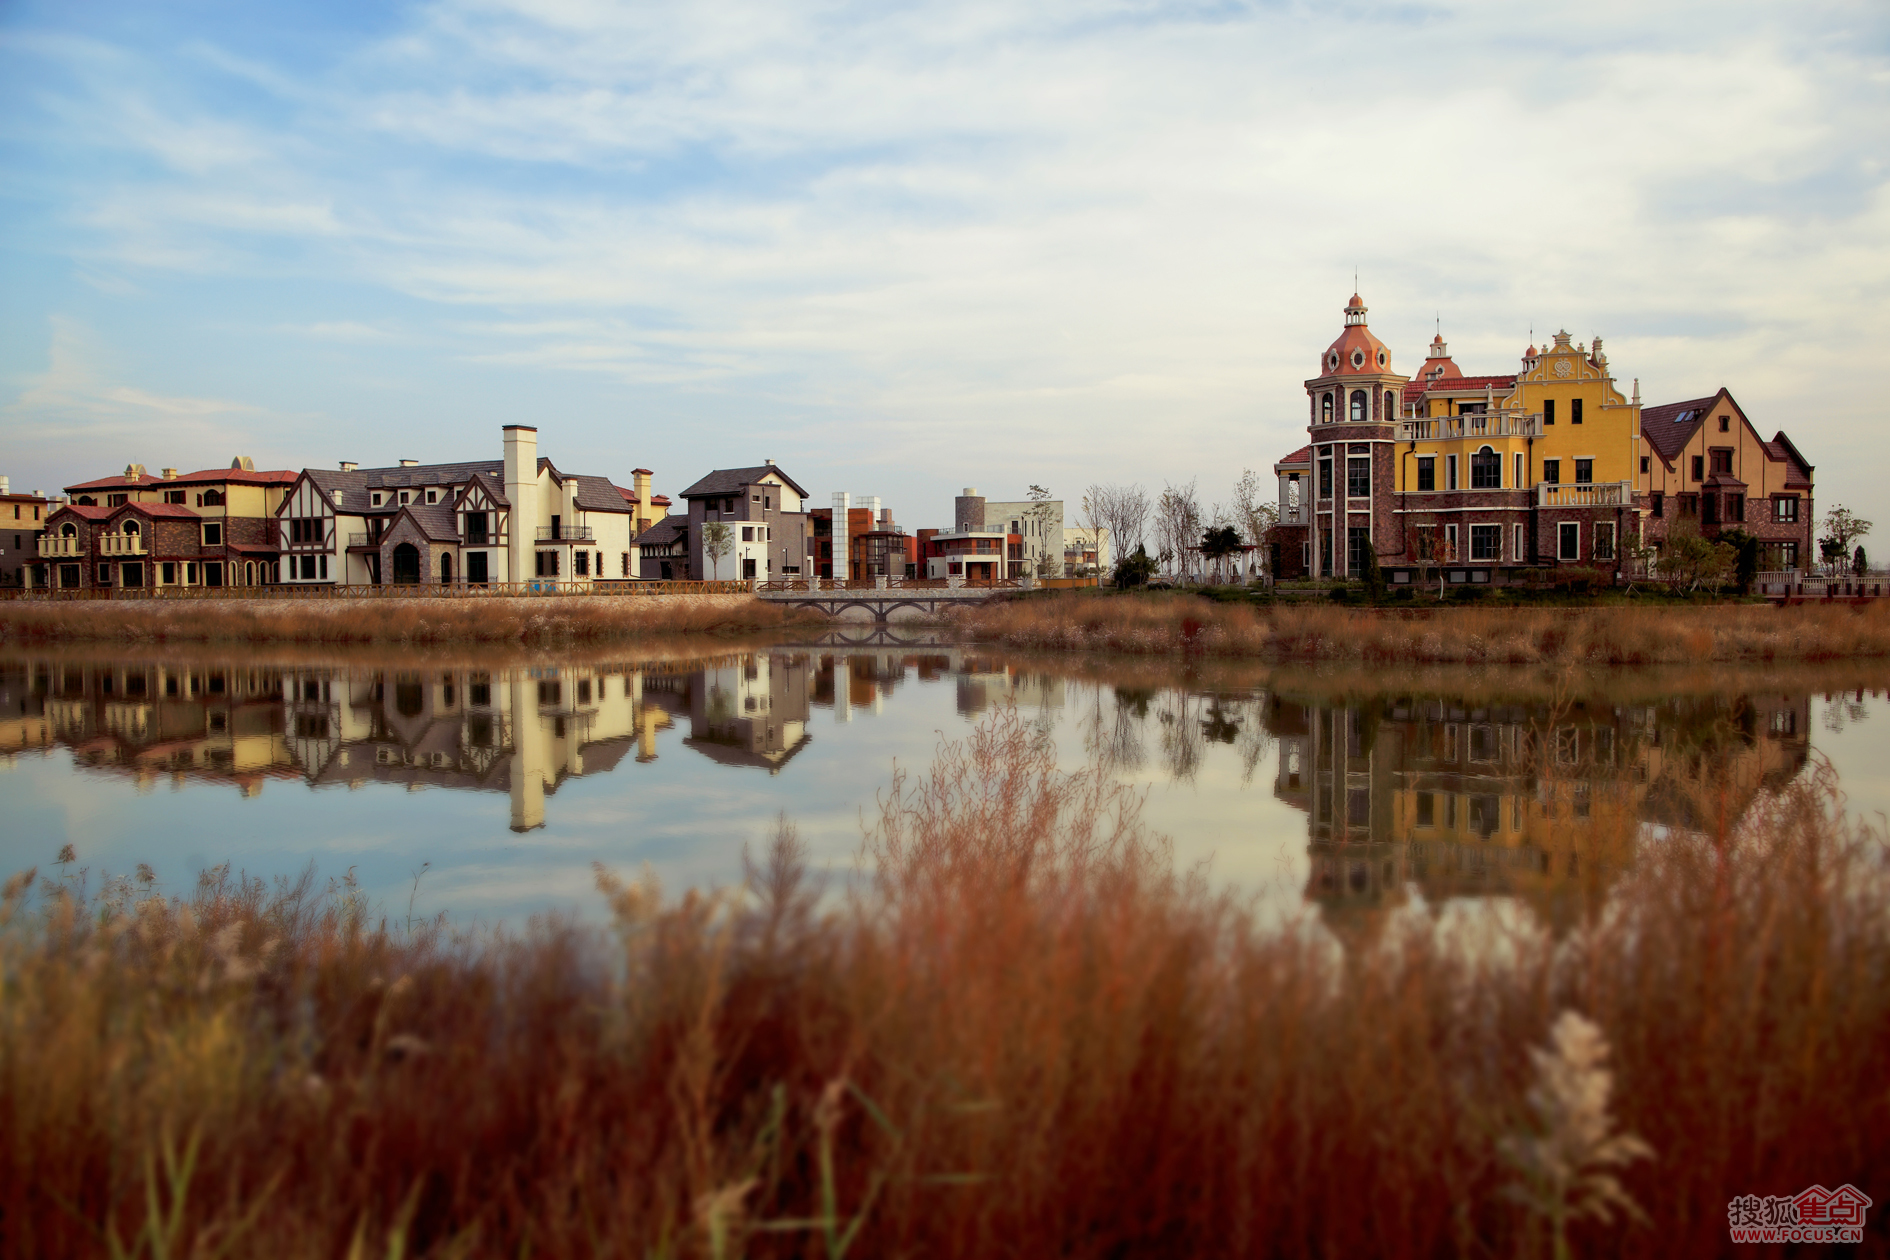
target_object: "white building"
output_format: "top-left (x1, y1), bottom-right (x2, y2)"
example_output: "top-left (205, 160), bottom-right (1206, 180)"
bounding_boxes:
top-left (274, 426), bottom-right (659, 587)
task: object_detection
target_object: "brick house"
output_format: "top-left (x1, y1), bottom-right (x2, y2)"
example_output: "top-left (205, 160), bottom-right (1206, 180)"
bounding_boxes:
top-left (1638, 389), bottom-right (1814, 571)
top-left (45, 459), bottom-right (297, 589)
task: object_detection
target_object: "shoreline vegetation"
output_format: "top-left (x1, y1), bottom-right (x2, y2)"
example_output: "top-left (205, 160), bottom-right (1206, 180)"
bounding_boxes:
top-left (955, 591), bottom-right (1890, 664)
top-left (0, 594), bottom-right (823, 647)
top-left (6, 714), bottom-right (1889, 1257)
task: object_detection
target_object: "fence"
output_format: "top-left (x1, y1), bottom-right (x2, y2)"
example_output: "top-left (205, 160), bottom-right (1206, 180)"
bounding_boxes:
top-left (755, 577), bottom-right (1026, 593)
top-left (1753, 571), bottom-right (1889, 600)
top-left (0, 579), bottom-right (756, 603)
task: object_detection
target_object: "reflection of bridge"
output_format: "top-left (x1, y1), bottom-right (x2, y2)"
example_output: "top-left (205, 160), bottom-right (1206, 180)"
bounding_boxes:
top-left (757, 579), bottom-right (1020, 622)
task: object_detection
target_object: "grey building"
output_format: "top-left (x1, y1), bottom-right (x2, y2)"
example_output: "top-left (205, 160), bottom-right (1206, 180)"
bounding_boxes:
top-left (952, 487), bottom-right (1066, 577)
top-left (675, 462), bottom-right (811, 581)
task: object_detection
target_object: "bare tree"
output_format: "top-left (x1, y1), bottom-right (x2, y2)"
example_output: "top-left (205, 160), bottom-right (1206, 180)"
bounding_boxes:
top-left (701, 521), bottom-right (734, 581)
top-left (1231, 468), bottom-right (1279, 583)
top-left (1156, 480), bottom-right (1202, 581)
top-left (1085, 483), bottom-right (1150, 579)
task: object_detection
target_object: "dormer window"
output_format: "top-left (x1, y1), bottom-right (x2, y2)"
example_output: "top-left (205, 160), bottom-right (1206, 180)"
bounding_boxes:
top-left (372, 493), bottom-right (382, 507)
top-left (1351, 350), bottom-right (1365, 369)
top-left (426, 489), bottom-right (438, 504)
top-left (399, 491), bottom-right (410, 505)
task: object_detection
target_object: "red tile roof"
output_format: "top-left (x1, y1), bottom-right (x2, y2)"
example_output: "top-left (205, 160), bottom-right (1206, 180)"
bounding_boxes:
top-left (64, 468), bottom-right (298, 492)
top-left (52, 504), bottom-right (114, 520)
top-left (1275, 445), bottom-right (1312, 468)
top-left (117, 502), bottom-right (201, 519)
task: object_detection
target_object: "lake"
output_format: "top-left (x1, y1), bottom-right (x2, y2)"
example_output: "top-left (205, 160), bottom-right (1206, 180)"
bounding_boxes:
top-left (3, 634), bottom-right (1886, 928)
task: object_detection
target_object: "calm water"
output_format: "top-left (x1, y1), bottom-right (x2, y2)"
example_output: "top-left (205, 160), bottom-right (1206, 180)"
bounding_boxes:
top-left (3, 638), bottom-right (1887, 927)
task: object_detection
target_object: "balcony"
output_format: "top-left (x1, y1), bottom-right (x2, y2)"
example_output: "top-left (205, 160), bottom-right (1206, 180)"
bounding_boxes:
top-left (1538, 480), bottom-right (1632, 508)
top-left (99, 535), bottom-right (148, 556)
top-left (38, 536), bottom-right (81, 558)
top-left (347, 533), bottom-right (384, 548)
top-left (537, 525), bottom-right (595, 542)
top-left (1277, 504), bottom-right (1308, 525)
top-left (1398, 413), bottom-right (1545, 442)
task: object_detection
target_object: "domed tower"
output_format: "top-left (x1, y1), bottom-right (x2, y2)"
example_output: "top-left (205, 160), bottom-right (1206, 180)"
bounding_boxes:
top-left (1301, 294), bottom-right (1408, 579)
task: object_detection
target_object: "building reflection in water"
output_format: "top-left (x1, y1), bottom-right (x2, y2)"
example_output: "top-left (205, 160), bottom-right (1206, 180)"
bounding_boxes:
top-left (0, 648), bottom-right (1071, 832)
top-left (1264, 690), bottom-right (1812, 931)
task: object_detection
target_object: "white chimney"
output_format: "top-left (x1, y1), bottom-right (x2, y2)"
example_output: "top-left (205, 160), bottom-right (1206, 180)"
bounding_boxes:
top-left (504, 426), bottom-right (539, 583)
top-left (765, 457), bottom-right (776, 465)
top-left (0, 476), bottom-right (8, 495)
top-left (340, 461), bottom-right (358, 472)
top-left (399, 459), bottom-right (418, 468)
top-left (161, 468), bottom-right (177, 480)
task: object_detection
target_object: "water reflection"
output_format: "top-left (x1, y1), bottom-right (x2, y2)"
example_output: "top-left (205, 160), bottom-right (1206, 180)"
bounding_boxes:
top-left (1263, 689), bottom-right (1812, 925)
top-left (0, 650), bottom-right (1069, 833)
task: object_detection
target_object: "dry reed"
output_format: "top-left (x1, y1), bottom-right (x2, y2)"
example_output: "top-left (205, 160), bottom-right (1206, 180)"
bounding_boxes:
top-left (956, 592), bottom-right (1890, 664)
top-left (3, 710), bottom-right (1886, 1257)
top-left (0, 594), bottom-right (819, 647)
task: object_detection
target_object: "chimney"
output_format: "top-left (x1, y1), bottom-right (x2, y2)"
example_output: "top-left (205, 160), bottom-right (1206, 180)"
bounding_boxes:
top-left (340, 461), bottom-right (358, 472)
top-left (0, 476), bottom-right (8, 495)
top-left (399, 459), bottom-right (419, 468)
top-left (503, 426), bottom-right (539, 583)
top-left (765, 457), bottom-right (776, 466)
top-left (633, 469), bottom-right (653, 527)
top-left (161, 468), bottom-right (177, 480)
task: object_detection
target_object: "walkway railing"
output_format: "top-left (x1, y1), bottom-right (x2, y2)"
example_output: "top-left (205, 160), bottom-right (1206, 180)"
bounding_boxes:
top-left (1538, 480), bottom-right (1632, 508)
top-left (0, 579), bottom-right (756, 602)
top-left (1754, 571), bottom-right (1888, 600)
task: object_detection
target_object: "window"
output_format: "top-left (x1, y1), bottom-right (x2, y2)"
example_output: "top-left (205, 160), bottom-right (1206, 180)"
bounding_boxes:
top-left (202, 522), bottom-right (222, 546)
top-left (165, 489), bottom-right (186, 504)
top-left (741, 526), bottom-right (754, 542)
top-left (1347, 527), bottom-right (1371, 574)
top-left (574, 550), bottom-right (589, 576)
top-left (1347, 457), bottom-right (1371, 499)
top-left (466, 512), bottom-right (489, 544)
top-left (1702, 494), bottom-right (1719, 525)
top-left (1727, 494), bottom-right (1744, 524)
top-left (372, 493), bottom-right (383, 507)
top-left (1413, 525), bottom-right (1436, 562)
top-left (621, 551), bottom-right (630, 577)
top-left (1571, 398), bottom-right (1584, 425)
top-left (1651, 492), bottom-right (1664, 518)
top-left (1639, 456), bottom-right (1650, 475)
top-left (426, 489), bottom-right (438, 504)
top-left (97, 563), bottom-right (111, 584)
top-left (535, 550), bottom-right (561, 576)
top-left (1691, 455), bottom-right (1704, 481)
top-left (399, 491), bottom-right (410, 505)
top-left (1719, 415), bottom-right (1730, 432)
top-left (1470, 525), bottom-right (1501, 560)
top-left (1445, 523), bottom-right (1458, 558)
top-left (1514, 523), bottom-right (1525, 561)
top-left (1447, 455), bottom-right (1459, 491)
top-left (162, 562), bottom-right (176, 584)
top-left (1321, 392), bottom-right (1333, 423)
top-left (107, 493), bottom-right (128, 507)
top-left (1558, 522), bottom-right (1580, 561)
top-left (1767, 541), bottom-right (1800, 570)
top-left (1680, 494), bottom-right (1698, 517)
top-left (1471, 446), bottom-right (1500, 489)
top-left (1384, 390), bottom-right (1395, 418)
top-left (201, 489), bottom-right (224, 507)
top-left (1773, 496), bottom-right (1799, 523)
top-left (300, 555), bottom-right (316, 580)
top-left (1349, 390), bottom-right (1367, 422)
top-left (1543, 399), bottom-right (1556, 425)
top-left (1574, 459), bottom-right (1593, 485)
top-left (186, 563), bottom-right (198, 584)
top-left (1594, 523), bottom-right (1616, 561)
top-left (1516, 453), bottom-right (1525, 487)
top-left (1318, 457), bottom-right (1333, 499)
top-left (1543, 459), bottom-right (1560, 485)
top-left (1711, 449), bottom-right (1733, 475)
top-left (1417, 457), bottom-right (1435, 491)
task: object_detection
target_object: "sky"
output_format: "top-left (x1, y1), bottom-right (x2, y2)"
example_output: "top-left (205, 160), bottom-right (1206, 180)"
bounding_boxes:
top-left (2, 0), bottom-right (1886, 531)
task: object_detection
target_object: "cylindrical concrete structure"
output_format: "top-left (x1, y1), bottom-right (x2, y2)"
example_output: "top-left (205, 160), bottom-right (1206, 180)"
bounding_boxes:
top-left (954, 488), bottom-right (984, 533)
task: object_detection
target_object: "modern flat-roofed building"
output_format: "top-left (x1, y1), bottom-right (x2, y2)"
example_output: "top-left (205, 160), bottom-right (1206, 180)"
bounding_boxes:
top-left (0, 478), bottom-right (51, 587)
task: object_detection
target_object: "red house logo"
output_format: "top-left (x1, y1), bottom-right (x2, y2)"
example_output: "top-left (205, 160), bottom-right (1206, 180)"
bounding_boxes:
top-left (1793, 1183), bottom-right (1872, 1229)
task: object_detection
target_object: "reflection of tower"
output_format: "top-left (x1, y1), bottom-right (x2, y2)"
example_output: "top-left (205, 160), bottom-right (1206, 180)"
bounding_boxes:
top-left (508, 671), bottom-right (545, 832)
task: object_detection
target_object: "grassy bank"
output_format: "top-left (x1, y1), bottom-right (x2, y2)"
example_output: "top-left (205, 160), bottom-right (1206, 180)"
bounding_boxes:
top-left (957, 591), bottom-right (1890, 663)
top-left (0, 594), bottom-right (821, 647)
top-left (5, 711), bottom-right (1886, 1257)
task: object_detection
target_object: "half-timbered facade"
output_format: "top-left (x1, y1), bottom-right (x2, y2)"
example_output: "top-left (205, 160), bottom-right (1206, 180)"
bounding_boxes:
top-left (275, 426), bottom-right (651, 587)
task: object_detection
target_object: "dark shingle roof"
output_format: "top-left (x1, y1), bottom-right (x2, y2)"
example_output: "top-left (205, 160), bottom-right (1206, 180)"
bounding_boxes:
top-left (301, 460), bottom-right (632, 515)
top-left (634, 515), bottom-right (687, 547)
top-left (402, 503), bottom-right (462, 543)
top-left (679, 465), bottom-right (809, 500)
top-left (1640, 394), bottom-right (1720, 463)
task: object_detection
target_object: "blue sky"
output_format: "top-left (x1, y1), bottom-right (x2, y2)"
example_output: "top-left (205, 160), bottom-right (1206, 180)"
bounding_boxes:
top-left (3, 0), bottom-right (1886, 529)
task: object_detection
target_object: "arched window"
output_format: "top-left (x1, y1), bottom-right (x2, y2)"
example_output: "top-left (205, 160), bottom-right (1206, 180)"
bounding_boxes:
top-left (199, 489), bottom-right (225, 507)
top-left (1349, 390), bottom-right (1368, 422)
top-left (440, 552), bottom-right (454, 584)
top-left (61, 523), bottom-right (76, 537)
top-left (1321, 392), bottom-right (1334, 423)
top-left (1471, 445), bottom-right (1501, 489)
top-left (123, 520), bottom-right (140, 535)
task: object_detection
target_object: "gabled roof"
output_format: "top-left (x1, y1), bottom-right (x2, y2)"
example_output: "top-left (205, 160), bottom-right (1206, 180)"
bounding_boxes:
top-left (679, 465), bottom-right (810, 500)
top-left (554, 470), bottom-right (636, 514)
top-left (113, 502), bottom-right (201, 520)
top-left (393, 503), bottom-right (462, 544)
top-left (1639, 393), bottom-right (1721, 463)
top-left (1765, 431), bottom-right (1815, 486)
top-left (49, 504), bottom-right (114, 521)
top-left (458, 470), bottom-right (510, 508)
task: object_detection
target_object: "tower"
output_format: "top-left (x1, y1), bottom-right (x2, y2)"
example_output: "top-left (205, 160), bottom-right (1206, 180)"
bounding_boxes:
top-left (1302, 295), bottom-right (1408, 579)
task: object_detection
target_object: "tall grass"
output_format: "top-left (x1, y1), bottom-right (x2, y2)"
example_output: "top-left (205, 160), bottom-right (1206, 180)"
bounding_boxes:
top-left (4, 710), bottom-right (1887, 1257)
top-left (0, 594), bottom-right (819, 647)
top-left (958, 591), bottom-right (1890, 663)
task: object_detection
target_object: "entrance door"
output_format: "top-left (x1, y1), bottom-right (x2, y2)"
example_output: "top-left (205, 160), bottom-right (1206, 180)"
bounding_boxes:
top-left (204, 562), bottom-right (223, 588)
top-left (440, 552), bottom-right (453, 584)
top-left (122, 563), bottom-right (144, 588)
top-left (60, 564), bottom-right (80, 589)
top-left (742, 557), bottom-right (757, 579)
top-left (392, 543), bottom-right (421, 585)
top-left (467, 552), bottom-right (488, 585)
